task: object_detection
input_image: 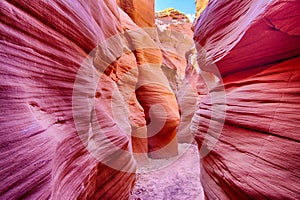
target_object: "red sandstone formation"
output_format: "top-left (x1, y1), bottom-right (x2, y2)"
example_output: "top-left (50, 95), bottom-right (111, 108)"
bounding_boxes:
top-left (155, 24), bottom-right (194, 92)
top-left (3, 0), bottom-right (299, 199)
top-left (154, 8), bottom-right (198, 144)
top-left (125, 28), bottom-right (180, 158)
top-left (119, 6), bottom-right (180, 159)
top-left (0, 0), bottom-right (139, 199)
top-left (115, 52), bottom-right (149, 165)
top-left (176, 50), bottom-right (201, 143)
top-left (0, 0), bottom-right (181, 199)
top-left (193, 0), bottom-right (300, 199)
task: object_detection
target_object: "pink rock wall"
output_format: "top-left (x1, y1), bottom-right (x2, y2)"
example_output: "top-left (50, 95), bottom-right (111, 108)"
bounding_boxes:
top-left (0, 0), bottom-right (183, 198)
top-left (193, 0), bottom-right (300, 199)
top-left (126, 28), bottom-right (180, 158)
top-left (176, 50), bottom-right (201, 143)
top-left (0, 0), bottom-right (137, 199)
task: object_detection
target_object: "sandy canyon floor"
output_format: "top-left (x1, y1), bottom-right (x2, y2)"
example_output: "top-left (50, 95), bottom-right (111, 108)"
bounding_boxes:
top-left (129, 143), bottom-right (204, 200)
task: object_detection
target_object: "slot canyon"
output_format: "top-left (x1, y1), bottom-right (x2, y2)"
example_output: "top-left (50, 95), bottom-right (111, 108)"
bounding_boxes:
top-left (0, 0), bottom-right (299, 199)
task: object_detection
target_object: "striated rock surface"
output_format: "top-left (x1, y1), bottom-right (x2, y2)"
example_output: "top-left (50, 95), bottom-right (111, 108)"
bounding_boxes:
top-left (176, 50), bottom-right (201, 143)
top-left (127, 29), bottom-right (180, 159)
top-left (155, 22), bottom-right (194, 92)
top-left (0, 0), bottom-right (139, 199)
top-left (155, 8), bottom-right (197, 144)
top-left (115, 51), bottom-right (149, 165)
top-left (193, 0), bottom-right (300, 199)
top-left (1, 0), bottom-right (184, 198)
top-left (117, 0), bottom-right (155, 27)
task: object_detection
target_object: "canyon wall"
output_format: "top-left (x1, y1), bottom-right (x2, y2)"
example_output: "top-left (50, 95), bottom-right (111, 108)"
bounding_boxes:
top-left (0, 0), bottom-right (180, 198)
top-left (3, 0), bottom-right (298, 199)
top-left (195, 0), bottom-right (209, 18)
top-left (193, 0), bottom-right (300, 199)
top-left (155, 8), bottom-right (198, 144)
top-left (0, 0), bottom-right (136, 199)
top-left (117, 0), bottom-right (155, 27)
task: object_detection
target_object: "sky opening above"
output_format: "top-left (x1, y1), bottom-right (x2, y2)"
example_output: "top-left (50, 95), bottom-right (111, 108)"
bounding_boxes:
top-left (155, 0), bottom-right (196, 14)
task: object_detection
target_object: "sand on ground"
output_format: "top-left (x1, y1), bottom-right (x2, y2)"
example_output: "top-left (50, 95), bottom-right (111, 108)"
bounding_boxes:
top-left (129, 143), bottom-right (204, 200)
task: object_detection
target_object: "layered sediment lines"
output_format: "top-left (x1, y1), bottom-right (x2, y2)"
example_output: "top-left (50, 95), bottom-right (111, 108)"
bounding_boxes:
top-left (0, 0), bottom-right (181, 198)
top-left (193, 0), bottom-right (300, 199)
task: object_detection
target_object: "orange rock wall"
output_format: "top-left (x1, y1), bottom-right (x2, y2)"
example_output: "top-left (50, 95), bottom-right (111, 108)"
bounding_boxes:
top-left (117, 0), bottom-right (155, 27)
top-left (195, 0), bottom-right (209, 18)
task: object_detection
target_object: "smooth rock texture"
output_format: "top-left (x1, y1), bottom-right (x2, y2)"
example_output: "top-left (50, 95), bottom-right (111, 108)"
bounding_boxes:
top-left (176, 50), bottom-right (200, 143)
top-left (193, 0), bottom-right (300, 199)
top-left (0, 0), bottom-right (153, 199)
top-left (115, 52), bottom-right (149, 165)
top-left (127, 29), bottom-right (180, 158)
top-left (120, 9), bottom-right (180, 159)
top-left (118, 2), bottom-right (183, 159)
top-left (1, 1), bottom-right (185, 198)
top-left (155, 9), bottom-right (197, 144)
top-left (156, 14), bottom-right (194, 94)
top-left (117, 0), bottom-right (155, 27)
top-left (195, 0), bottom-right (209, 18)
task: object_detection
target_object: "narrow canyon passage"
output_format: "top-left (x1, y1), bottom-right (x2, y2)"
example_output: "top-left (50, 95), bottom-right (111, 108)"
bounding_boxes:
top-left (1, 0), bottom-right (299, 199)
top-left (123, 4), bottom-right (206, 199)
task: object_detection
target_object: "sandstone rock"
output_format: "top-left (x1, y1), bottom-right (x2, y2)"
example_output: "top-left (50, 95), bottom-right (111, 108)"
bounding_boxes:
top-left (176, 50), bottom-right (201, 143)
top-left (0, 1), bottom-right (184, 198)
top-left (155, 8), bottom-right (194, 38)
top-left (0, 0), bottom-right (138, 199)
top-left (154, 7), bottom-right (205, 146)
top-left (193, 0), bottom-right (300, 199)
top-left (117, 0), bottom-right (155, 27)
top-left (195, 0), bottom-right (209, 19)
top-left (126, 29), bottom-right (180, 158)
top-left (119, 9), bottom-right (180, 159)
top-left (155, 9), bottom-right (197, 144)
top-left (115, 51), bottom-right (149, 165)
top-left (156, 28), bottom-right (194, 93)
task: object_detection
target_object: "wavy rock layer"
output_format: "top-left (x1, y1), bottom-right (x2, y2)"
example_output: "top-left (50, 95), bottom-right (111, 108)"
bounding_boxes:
top-left (0, 0), bottom-right (138, 199)
top-left (1, 0), bottom-right (184, 198)
top-left (193, 0), bottom-right (300, 199)
top-left (0, 0), bottom-right (183, 198)
top-left (155, 9), bottom-right (197, 144)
